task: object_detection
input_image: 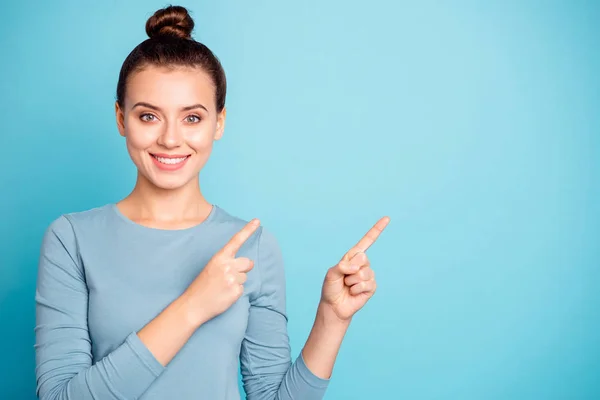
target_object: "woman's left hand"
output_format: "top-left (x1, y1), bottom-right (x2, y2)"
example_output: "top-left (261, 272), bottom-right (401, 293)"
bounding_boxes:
top-left (320, 216), bottom-right (390, 321)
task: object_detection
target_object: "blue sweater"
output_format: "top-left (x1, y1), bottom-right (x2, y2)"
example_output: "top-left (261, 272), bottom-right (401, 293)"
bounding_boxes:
top-left (34, 203), bottom-right (330, 399)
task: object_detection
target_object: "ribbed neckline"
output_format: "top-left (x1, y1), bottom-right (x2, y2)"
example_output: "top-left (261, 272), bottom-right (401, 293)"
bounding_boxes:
top-left (108, 203), bottom-right (219, 234)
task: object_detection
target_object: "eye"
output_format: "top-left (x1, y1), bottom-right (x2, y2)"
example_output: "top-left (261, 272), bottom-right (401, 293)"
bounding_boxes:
top-left (140, 113), bottom-right (157, 122)
top-left (185, 115), bottom-right (201, 123)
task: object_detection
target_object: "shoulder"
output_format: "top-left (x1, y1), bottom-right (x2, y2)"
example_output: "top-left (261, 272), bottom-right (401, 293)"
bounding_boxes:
top-left (47, 203), bottom-right (113, 228)
top-left (60, 203), bottom-right (114, 227)
top-left (39, 205), bottom-right (111, 273)
top-left (213, 206), bottom-right (283, 282)
top-left (214, 205), bottom-right (281, 252)
top-left (42, 204), bottom-right (114, 247)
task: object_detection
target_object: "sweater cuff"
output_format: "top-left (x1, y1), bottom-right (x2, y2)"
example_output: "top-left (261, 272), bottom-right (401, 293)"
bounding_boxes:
top-left (91, 331), bottom-right (165, 399)
top-left (124, 331), bottom-right (165, 377)
top-left (296, 351), bottom-right (330, 390)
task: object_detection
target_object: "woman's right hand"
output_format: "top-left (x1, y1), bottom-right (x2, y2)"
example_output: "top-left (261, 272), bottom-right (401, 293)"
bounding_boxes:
top-left (181, 218), bottom-right (261, 327)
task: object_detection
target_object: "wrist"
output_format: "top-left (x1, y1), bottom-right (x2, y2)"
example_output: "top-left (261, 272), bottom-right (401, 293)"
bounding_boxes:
top-left (175, 291), bottom-right (206, 330)
top-left (301, 302), bottom-right (351, 380)
top-left (317, 301), bottom-right (352, 329)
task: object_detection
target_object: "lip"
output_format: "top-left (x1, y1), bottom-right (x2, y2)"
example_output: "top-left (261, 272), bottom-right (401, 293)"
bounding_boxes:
top-left (151, 153), bottom-right (191, 158)
top-left (149, 152), bottom-right (191, 171)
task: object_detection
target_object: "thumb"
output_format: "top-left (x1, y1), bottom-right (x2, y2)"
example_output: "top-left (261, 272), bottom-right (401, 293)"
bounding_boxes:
top-left (327, 259), bottom-right (360, 281)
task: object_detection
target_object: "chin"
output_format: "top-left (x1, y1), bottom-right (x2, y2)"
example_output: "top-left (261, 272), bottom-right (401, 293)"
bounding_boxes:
top-left (151, 176), bottom-right (196, 190)
top-left (136, 168), bottom-right (195, 190)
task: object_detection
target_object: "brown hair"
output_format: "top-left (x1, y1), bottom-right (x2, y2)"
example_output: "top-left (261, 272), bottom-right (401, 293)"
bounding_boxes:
top-left (116, 5), bottom-right (227, 112)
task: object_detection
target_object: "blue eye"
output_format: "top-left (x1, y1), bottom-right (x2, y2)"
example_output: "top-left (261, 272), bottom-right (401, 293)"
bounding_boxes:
top-left (140, 113), bottom-right (157, 122)
top-left (186, 115), bottom-right (201, 123)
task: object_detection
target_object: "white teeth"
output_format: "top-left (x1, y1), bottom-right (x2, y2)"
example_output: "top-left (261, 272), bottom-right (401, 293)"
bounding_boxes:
top-left (154, 155), bottom-right (188, 165)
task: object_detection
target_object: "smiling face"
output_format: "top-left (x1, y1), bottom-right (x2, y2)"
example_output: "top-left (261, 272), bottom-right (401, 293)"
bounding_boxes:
top-left (115, 65), bottom-right (225, 190)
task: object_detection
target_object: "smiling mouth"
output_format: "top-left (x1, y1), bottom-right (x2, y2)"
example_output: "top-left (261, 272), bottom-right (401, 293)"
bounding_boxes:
top-left (150, 153), bottom-right (191, 165)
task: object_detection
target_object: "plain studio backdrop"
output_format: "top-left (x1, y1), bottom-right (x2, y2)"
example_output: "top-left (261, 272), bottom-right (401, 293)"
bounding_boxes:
top-left (0, 0), bottom-right (599, 399)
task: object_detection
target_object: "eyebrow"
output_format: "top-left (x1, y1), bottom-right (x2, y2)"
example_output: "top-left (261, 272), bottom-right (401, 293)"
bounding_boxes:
top-left (131, 102), bottom-right (208, 112)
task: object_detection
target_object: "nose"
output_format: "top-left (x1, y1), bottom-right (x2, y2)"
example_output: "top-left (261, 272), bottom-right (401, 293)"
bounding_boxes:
top-left (157, 120), bottom-right (183, 149)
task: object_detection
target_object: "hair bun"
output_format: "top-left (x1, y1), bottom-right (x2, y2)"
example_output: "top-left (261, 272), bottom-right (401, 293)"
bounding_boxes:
top-left (145, 5), bottom-right (194, 40)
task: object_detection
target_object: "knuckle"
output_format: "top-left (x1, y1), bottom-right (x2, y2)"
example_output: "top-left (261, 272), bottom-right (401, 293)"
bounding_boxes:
top-left (347, 263), bottom-right (359, 273)
top-left (353, 251), bottom-right (365, 263)
top-left (236, 258), bottom-right (253, 271)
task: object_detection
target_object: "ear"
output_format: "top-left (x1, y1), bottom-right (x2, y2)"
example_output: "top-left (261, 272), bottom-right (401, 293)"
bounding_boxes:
top-left (115, 101), bottom-right (126, 137)
top-left (214, 107), bottom-right (226, 141)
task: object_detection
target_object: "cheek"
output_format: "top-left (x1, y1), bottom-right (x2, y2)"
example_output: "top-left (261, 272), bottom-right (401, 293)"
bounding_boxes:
top-left (185, 128), bottom-right (215, 152)
top-left (126, 126), bottom-right (158, 150)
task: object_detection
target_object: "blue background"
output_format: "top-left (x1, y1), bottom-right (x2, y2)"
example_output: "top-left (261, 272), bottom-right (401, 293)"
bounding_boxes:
top-left (1, 0), bottom-right (599, 398)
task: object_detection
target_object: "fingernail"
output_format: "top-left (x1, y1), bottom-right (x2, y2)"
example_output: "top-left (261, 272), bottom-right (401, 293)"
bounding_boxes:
top-left (350, 264), bottom-right (360, 272)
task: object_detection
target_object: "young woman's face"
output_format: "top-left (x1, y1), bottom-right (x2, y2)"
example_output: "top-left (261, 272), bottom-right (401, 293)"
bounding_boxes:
top-left (115, 65), bottom-right (225, 190)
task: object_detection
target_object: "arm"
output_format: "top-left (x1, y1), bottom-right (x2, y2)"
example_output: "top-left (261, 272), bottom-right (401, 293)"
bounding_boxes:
top-left (241, 217), bottom-right (389, 399)
top-left (304, 217), bottom-right (390, 378)
top-left (240, 228), bottom-right (330, 400)
top-left (300, 302), bottom-right (351, 379)
top-left (35, 216), bottom-right (194, 400)
top-left (36, 215), bottom-right (261, 400)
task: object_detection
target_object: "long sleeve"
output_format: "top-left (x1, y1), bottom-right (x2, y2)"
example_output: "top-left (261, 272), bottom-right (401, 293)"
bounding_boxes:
top-left (34, 216), bottom-right (165, 400)
top-left (240, 227), bottom-right (330, 400)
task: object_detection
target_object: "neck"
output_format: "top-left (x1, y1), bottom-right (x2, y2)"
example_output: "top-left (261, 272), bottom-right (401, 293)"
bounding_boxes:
top-left (120, 172), bottom-right (211, 223)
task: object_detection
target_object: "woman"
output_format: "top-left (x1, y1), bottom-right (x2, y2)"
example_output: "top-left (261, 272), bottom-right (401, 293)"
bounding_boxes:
top-left (34, 5), bottom-right (389, 400)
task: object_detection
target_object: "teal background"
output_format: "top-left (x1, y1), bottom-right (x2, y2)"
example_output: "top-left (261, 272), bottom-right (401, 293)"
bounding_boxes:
top-left (1, 0), bottom-right (599, 399)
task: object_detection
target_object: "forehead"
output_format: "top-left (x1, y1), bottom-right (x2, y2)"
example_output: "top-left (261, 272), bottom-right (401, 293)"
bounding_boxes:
top-left (125, 65), bottom-right (215, 111)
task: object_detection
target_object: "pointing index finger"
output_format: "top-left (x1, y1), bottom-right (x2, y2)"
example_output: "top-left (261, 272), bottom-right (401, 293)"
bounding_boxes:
top-left (222, 219), bottom-right (261, 257)
top-left (351, 216), bottom-right (390, 254)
